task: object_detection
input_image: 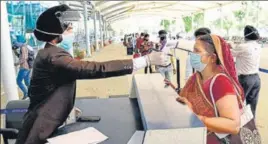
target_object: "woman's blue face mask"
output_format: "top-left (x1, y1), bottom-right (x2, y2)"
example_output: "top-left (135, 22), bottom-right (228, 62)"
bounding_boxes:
top-left (58, 33), bottom-right (75, 51)
top-left (190, 52), bottom-right (208, 72)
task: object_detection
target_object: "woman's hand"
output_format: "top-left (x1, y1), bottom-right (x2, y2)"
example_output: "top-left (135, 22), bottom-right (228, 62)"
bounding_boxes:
top-left (176, 96), bottom-right (193, 110)
top-left (197, 115), bottom-right (206, 122)
top-left (173, 68), bottom-right (176, 74)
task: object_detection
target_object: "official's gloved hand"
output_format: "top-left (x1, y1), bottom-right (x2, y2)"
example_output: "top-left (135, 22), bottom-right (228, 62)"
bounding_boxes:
top-left (146, 51), bottom-right (169, 66)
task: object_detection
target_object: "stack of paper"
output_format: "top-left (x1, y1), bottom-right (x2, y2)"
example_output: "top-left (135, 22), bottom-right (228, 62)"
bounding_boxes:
top-left (47, 127), bottom-right (108, 144)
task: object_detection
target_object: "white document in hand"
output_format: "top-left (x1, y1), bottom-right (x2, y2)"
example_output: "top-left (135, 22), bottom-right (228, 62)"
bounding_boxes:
top-left (47, 127), bottom-right (108, 144)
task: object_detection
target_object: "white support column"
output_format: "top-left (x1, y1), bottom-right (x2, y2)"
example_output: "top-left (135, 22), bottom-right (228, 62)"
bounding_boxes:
top-left (93, 10), bottom-right (99, 51)
top-left (220, 5), bottom-right (223, 34)
top-left (83, 1), bottom-right (91, 57)
top-left (61, 1), bottom-right (68, 5)
top-left (244, 2), bottom-right (249, 26)
top-left (202, 10), bottom-right (205, 27)
top-left (1, 1), bottom-right (19, 102)
top-left (105, 22), bottom-right (108, 39)
top-left (103, 20), bottom-right (106, 40)
top-left (191, 13), bottom-right (194, 34)
top-left (99, 12), bottom-right (104, 48)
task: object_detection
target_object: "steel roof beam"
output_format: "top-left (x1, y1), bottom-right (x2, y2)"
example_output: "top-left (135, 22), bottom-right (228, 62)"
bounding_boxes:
top-left (100, 1), bottom-right (137, 14)
top-left (176, 2), bottom-right (204, 10)
top-left (103, 6), bottom-right (135, 18)
top-left (104, 1), bottom-right (238, 23)
top-left (95, 1), bottom-right (109, 7)
top-left (107, 12), bottom-right (183, 22)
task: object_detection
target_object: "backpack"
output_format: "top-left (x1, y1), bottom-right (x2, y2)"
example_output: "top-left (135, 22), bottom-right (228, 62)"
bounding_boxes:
top-left (27, 48), bottom-right (35, 69)
top-left (19, 45), bottom-right (35, 69)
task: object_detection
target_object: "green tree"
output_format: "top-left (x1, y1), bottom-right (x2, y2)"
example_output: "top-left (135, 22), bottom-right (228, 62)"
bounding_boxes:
top-left (222, 17), bottom-right (233, 36)
top-left (160, 19), bottom-right (171, 32)
top-left (171, 20), bottom-right (176, 25)
top-left (233, 10), bottom-right (246, 31)
top-left (212, 17), bottom-right (233, 36)
top-left (182, 16), bottom-right (192, 33)
top-left (193, 13), bottom-right (204, 29)
top-left (213, 18), bottom-right (221, 29)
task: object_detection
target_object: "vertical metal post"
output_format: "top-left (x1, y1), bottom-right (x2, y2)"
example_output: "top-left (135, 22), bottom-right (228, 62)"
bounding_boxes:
top-left (83, 1), bottom-right (91, 57)
top-left (1, 1), bottom-right (19, 102)
top-left (99, 12), bottom-right (104, 48)
top-left (174, 43), bottom-right (181, 89)
top-left (93, 10), bottom-right (99, 51)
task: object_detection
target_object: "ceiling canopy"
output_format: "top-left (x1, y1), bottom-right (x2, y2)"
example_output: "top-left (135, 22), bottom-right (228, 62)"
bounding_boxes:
top-left (91, 1), bottom-right (237, 23)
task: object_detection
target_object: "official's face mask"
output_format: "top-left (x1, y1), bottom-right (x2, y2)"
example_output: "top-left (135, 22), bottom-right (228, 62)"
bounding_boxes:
top-left (58, 33), bottom-right (74, 51)
top-left (190, 52), bottom-right (207, 72)
top-left (160, 36), bottom-right (166, 41)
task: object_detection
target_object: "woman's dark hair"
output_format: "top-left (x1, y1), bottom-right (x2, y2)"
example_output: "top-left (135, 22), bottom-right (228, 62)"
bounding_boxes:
top-left (194, 27), bottom-right (211, 38)
top-left (198, 34), bottom-right (221, 65)
top-left (140, 33), bottom-right (145, 36)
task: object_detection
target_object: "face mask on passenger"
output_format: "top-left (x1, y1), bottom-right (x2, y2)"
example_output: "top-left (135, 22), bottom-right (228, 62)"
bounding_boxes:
top-left (189, 52), bottom-right (207, 72)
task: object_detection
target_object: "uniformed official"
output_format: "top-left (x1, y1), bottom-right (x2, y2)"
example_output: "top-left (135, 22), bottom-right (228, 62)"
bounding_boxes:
top-left (15, 4), bottom-right (169, 144)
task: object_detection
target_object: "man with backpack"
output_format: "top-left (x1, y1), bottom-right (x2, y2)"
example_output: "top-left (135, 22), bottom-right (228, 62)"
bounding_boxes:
top-left (12, 41), bottom-right (35, 99)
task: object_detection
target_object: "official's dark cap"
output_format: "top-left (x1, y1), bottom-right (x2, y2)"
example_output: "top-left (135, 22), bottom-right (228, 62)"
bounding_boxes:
top-left (244, 25), bottom-right (260, 40)
top-left (158, 30), bottom-right (167, 36)
top-left (34, 4), bottom-right (81, 42)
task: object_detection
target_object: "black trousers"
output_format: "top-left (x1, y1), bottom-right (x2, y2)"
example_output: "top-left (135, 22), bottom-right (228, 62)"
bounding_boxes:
top-left (238, 74), bottom-right (261, 117)
top-left (144, 66), bottom-right (152, 74)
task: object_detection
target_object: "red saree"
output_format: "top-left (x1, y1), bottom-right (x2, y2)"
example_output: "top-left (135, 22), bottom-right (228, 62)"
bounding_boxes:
top-left (180, 35), bottom-right (245, 144)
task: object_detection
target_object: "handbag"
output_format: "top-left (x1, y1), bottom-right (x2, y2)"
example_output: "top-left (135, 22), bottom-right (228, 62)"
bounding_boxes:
top-left (209, 73), bottom-right (262, 144)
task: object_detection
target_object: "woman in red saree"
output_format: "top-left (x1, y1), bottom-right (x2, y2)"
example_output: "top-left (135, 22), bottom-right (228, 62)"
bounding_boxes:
top-left (179, 34), bottom-right (245, 144)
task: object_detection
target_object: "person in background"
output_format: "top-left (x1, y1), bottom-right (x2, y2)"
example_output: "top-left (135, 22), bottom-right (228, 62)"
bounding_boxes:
top-left (136, 32), bottom-right (145, 53)
top-left (13, 41), bottom-right (35, 100)
top-left (230, 25), bottom-right (261, 117)
top-left (156, 30), bottom-right (177, 87)
top-left (58, 23), bottom-right (74, 57)
top-left (126, 34), bottom-right (134, 55)
top-left (179, 34), bottom-right (245, 144)
top-left (141, 33), bottom-right (154, 74)
top-left (15, 4), bottom-right (169, 144)
top-left (185, 27), bottom-right (211, 82)
top-left (134, 33), bottom-right (139, 53)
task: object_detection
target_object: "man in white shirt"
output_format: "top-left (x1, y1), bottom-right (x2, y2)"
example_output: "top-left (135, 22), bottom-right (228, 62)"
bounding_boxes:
top-left (231, 25), bottom-right (261, 117)
top-left (156, 30), bottom-right (177, 88)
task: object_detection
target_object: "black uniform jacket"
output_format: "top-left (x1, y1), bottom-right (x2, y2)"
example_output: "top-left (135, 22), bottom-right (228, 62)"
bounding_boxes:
top-left (15, 43), bottom-right (133, 144)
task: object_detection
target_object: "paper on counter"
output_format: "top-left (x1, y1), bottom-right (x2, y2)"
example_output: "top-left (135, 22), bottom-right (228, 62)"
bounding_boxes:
top-left (47, 127), bottom-right (108, 144)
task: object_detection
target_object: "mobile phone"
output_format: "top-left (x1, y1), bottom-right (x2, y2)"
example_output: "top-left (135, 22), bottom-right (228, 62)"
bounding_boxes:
top-left (77, 116), bottom-right (101, 122)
